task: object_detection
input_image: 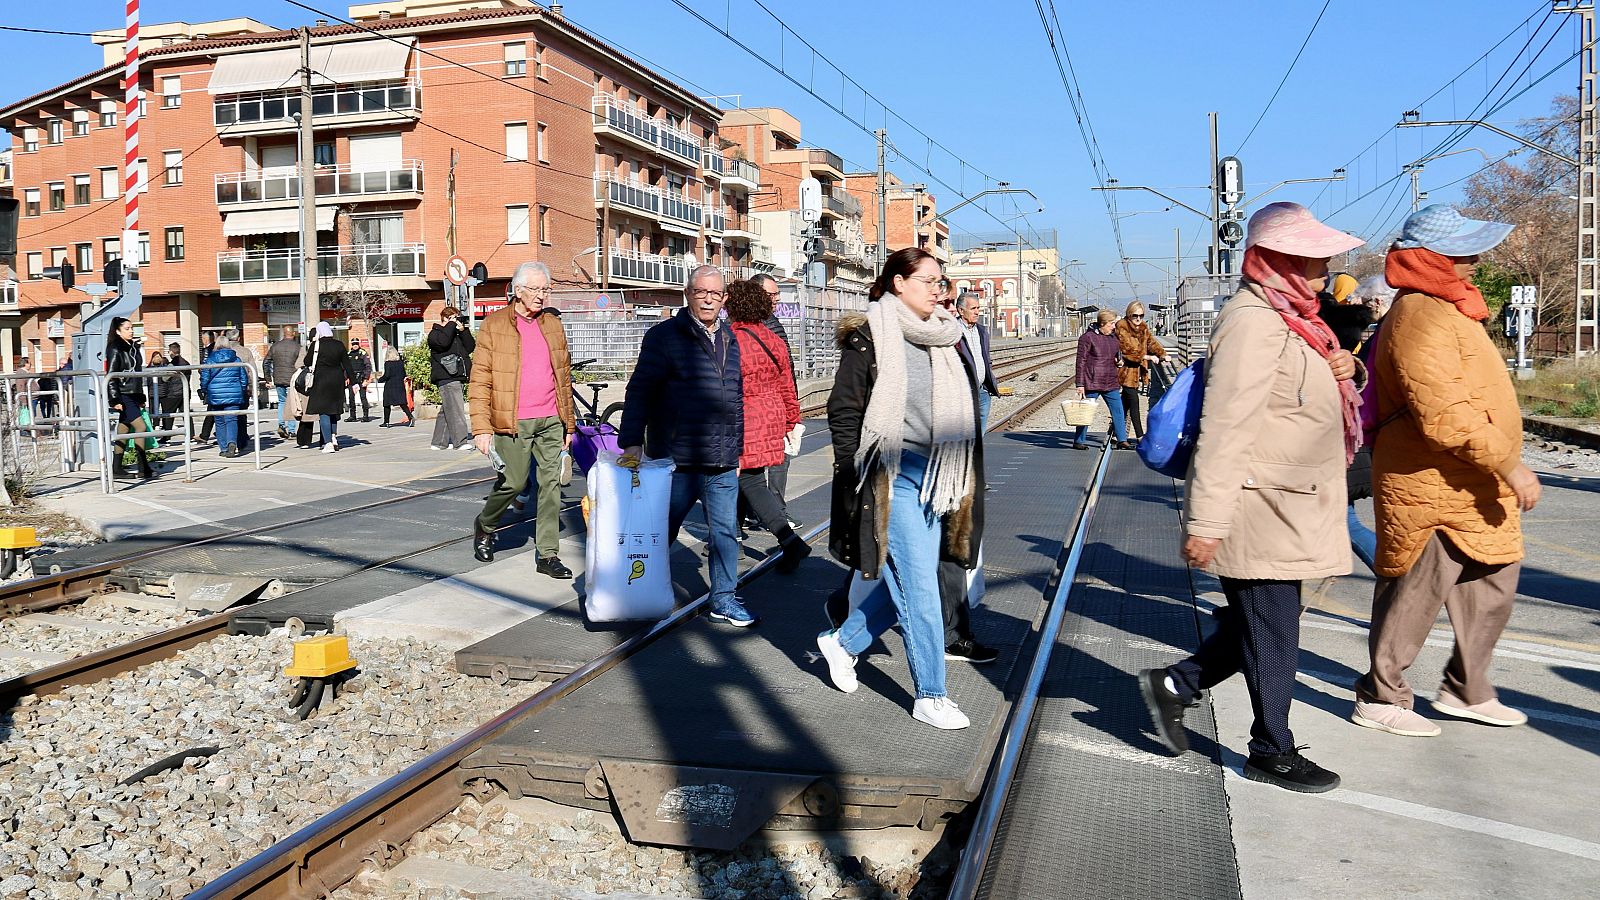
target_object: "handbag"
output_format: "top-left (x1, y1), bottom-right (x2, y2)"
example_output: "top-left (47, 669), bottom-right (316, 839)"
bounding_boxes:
top-left (294, 343), bottom-right (317, 395)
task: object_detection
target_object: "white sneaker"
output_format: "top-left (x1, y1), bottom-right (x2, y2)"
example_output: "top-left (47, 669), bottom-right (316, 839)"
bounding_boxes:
top-left (321, 443), bottom-right (338, 454)
top-left (458, 442), bottom-right (476, 451)
top-left (430, 445), bottom-right (445, 451)
top-left (913, 697), bottom-right (970, 730)
top-left (816, 632), bottom-right (858, 693)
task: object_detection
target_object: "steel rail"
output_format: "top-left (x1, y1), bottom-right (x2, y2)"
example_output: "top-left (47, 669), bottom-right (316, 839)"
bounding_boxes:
top-left (192, 519), bottom-right (832, 899)
top-left (0, 474), bottom-right (494, 616)
top-left (802, 344), bottom-right (1077, 420)
top-left (947, 442), bottom-right (1114, 899)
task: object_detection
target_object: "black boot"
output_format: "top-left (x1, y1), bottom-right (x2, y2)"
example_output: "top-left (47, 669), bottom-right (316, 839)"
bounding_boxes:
top-left (136, 448), bottom-right (155, 479)
top-left (775, 532), bottom-right (812, 574)
top-left (473, 520), bottom-right (495, 563)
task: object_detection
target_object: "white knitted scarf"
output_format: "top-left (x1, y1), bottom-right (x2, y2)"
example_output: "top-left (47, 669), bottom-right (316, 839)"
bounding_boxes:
top-left (856, 297), bottom-right (976, 515)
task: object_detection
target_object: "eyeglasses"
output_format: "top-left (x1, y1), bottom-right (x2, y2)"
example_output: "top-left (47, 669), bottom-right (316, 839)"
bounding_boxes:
top-left (763, 290), bottom-right (781, 300)
top-left (901, 274), bottom-right (943, 288)
top-left (691, 289), bottom-right (726, 300)
top-left (515, 286), bottom-right (552, 297)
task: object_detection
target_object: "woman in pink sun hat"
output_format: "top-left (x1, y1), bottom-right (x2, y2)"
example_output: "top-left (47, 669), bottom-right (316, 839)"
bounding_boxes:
top-left (1139, 201), bottom-right (1365, 794)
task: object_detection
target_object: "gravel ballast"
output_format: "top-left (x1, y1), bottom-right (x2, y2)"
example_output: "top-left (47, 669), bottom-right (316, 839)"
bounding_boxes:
top-left (0, 633), bottom-right (531, 899)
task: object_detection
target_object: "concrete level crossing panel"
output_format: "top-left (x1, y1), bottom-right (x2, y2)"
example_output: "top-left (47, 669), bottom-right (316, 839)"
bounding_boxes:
top-left (976, 454), bottom-right (1243, 900)
top-left (460, 433), bottom-right (1096, 847)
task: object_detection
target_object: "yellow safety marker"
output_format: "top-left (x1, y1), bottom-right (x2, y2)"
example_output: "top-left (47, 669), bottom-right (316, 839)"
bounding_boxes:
top-left (997, 386), bottom-right (1015, 397)
top-left (0, 527), bottom-right (40, 550)
top-left (283, 634), bottom-right (358, 679)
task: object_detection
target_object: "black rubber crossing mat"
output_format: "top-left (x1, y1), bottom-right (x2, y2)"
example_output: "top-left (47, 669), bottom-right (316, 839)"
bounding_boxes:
top-left (460, 434), bottom-right (1096, 840)
top-left (977, 454), bottom-right (1244, 900)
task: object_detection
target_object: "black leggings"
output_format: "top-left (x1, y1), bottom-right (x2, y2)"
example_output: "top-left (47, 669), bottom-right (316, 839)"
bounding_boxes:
top-left (1122, 385), bottom-right (1144, 439)
top-left (737, 468), bottom-right (798, 544)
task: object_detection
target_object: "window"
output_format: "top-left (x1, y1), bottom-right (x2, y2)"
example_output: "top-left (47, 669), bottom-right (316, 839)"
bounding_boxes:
top-left (505, 122), bottom-right (527, 162)
top-left (72, 175), bottom-right (90, 206)
top-left (75, 243), bottom-right (92, 273)
top-left (163, 150), bottom-right (183, 186)
top-left (47, 119), bottom-right (62, 144)
top-left (135, 158), bottom-right (148, 193)
top-left (50, 247), bottom-right (67, 268)
top-left (535, 43), bottom-right (547, 79)
top-left (538, 205), bottom-right (550, 244)
top-left (102, 237), bottom-right (121, 263)
top-left (351, 215), bottom-right (402, 246)
top-left (160, 75), bottom-right (181, 108)
top-left (536, 123), bottom-right (548, 163)
top-left (25, 252), bottom-right (42, 280)
top-left (136, 232), bottom-right (151, 266)
top-left (47, 183), bottom-right (64, 212)
top-left (72, 110), bottom-right (90, 137)
top-left (99, 167), bottom-right (118, 200)
top-left (313, 141), bottom-right (336, 167)
top-left (503, 42), bottom-right (526, 77)
top-left (99, 99), bottom-right (117, 127)
top-left (23, 189), bottom-right (40, 218)
top-left (164, 227), bottom-right (185, 262)
top-left (23, 127), bottom-right (39, 152)
top-left (506, 204), bottom-right (529, 244)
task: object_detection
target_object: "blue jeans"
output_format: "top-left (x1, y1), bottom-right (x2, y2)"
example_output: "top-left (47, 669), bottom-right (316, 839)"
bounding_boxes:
top-left (319, 414), bottom-right (338, 444)
top-left (213, 402), bottom-right (244, 451)
top-left (275, 385), bottom-right (289, 427)
top-left (1348, 505), bottom-right (1377, 574)
top-left (977, 390), bottom-right (992, 431)
top-left (836, 451), bottom-right (948, 700)
top-left (1073, 389), bottom-right (1127, 444)
top-left (668, 467), bottom-right (740, 609)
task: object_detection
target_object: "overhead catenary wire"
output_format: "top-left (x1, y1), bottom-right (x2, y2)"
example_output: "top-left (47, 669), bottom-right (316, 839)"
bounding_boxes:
top-left (1232, 0), bottom-right (1333, 156)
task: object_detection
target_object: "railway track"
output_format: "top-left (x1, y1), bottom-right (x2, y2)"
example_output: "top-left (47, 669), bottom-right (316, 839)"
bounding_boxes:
top-left (800, 337), bottom-right (1077, 418)
top-left (189, 392), bottom-right (1075, 899)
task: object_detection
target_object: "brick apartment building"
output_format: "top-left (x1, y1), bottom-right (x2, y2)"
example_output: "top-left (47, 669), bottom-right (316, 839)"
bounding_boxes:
top-left (844, 171), bottom-right (950, 266)
top-left (0, 0), bottom-right (774, 370)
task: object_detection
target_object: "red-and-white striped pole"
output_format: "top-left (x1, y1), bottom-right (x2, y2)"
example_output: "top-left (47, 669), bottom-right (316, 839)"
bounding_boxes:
top-left (121, 0), bottom-right (140, 272)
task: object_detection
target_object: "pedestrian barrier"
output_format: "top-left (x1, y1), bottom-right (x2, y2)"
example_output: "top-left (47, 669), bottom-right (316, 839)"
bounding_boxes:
top-left (1, 369), bottom-right (98, 485)
top-left (100, 361), bottom-right (264, 493)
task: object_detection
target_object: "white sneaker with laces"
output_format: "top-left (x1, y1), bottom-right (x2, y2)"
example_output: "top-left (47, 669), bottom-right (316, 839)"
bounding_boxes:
top-left (913, 697), bottom-right (970, 730)
top-left (321, 442), bottom-right (338, 454)
top-left (816, 632), bottom-right (858, 693)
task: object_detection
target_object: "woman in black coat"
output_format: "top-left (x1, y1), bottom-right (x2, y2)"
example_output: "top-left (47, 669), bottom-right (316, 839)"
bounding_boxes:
top-left (104, 317), bottom-right (154, 479)
top-left (377, 347), bottom-right (414, 426)
top-left (304, 322), bottom-right (356, 451)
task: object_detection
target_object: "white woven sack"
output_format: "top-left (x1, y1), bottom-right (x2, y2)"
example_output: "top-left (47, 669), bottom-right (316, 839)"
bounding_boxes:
top-left (1060, 398), bottom-right (1096, 427)
top-left (585, 452), bottom-right (676, 622)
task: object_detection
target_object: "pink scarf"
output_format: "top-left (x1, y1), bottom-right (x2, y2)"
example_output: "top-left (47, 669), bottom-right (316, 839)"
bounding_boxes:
top-left (1240, 246), bottom-right (1362, 465)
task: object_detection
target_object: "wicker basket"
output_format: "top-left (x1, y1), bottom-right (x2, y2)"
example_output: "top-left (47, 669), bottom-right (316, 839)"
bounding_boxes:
top-left (1060, 398), bottom-right (1097, 427)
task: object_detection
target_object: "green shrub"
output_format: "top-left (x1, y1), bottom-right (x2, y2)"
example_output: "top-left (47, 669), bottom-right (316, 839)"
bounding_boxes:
top-left (1570, 397), bottom-right (1598, 419)
top-left (402, 343), bottom-right (439, 406)
top-left (1531, 401), bottom-right (1561, 417)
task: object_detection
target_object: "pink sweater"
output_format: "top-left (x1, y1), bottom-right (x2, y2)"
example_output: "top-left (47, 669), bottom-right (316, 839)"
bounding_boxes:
top-left (514, 314), bottom-right (558, 420)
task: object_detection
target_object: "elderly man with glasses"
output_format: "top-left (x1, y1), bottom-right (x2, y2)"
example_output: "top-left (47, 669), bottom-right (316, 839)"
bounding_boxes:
top-left (619, 265), bottom-right (753, 626)
top-left (466, 261), bottom-right (576, 576)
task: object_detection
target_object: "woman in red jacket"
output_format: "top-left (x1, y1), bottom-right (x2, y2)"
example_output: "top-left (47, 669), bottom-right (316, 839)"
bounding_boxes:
top-left (727, 279), bottom-right (810, 573)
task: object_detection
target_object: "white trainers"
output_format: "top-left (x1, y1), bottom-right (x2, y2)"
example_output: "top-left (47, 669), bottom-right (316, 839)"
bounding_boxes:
top-left (1351, 700), bottom-right (1441, 737)
top-left (321, 442), bottom-right (339, 454)
top-left (913, 697), bottom-right (970, 730)
top-left (1432, 690), bottom-right (1528, 726)
top-left (816, 631), bottom-right (858, 694)
top-left (430, 445), bottom-right (445, 451)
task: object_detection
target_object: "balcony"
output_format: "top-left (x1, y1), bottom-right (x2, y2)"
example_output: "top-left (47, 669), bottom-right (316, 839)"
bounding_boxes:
top-left (593, 93), bottom-right (707, 168)
top-left (592, 93), bottom-right (659, 153)
top-left (819, 236), bottom-right (870, 268)
top-left (824, 186), bottom-right (862, 219)
top-left (594, 172), bottom-right (661, 219)
top-left (217, 243), bottom-right (428, 297)
top-left (214, 160), bottom-right (423, 209)
top-left (0, 280), bottom-right (18, 315)
top-left (725, 157), bottom-right (760, 192)
top-left (724, 212), bottom-right (760, 240)
top-left (771, 147), bottom-right (845, 180)
top-left (703, 150), bottom-right (726, 181)
top-left (602, 247), bottom-right (685, 287)
top-left (752, 241), bottom-right (775, 267)
top-left (660, 191), bottom-right (703, 232)
top-left (213, 80), bottom-right (420, 135)
top-left (705, 206), bottom-right (727, 235)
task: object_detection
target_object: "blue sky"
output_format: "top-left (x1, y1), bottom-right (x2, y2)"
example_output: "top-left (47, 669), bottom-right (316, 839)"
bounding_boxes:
top-left (2, 1), bottom-right (1580, 302)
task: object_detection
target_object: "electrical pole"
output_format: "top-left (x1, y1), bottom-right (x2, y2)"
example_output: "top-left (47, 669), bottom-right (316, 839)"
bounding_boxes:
top-left (1016, 229), bottom-right (1024, 337)
top-left (297, 27), bottom-right (319, 328)
top-left (1558, 1), bottom-right (1599, 356)
top-left (1408, 164), bottom-right (1422, 213)
top-left (875, 129), bottom-right (888, 270)
top-left (1208, 112), bottom-right (1221, 277)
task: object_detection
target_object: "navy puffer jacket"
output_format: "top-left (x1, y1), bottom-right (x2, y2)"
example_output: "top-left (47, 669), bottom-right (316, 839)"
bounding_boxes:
top-left (619, 307), bottom-right (744, 469)
top-left (200, 347), bottom-right (250, 406)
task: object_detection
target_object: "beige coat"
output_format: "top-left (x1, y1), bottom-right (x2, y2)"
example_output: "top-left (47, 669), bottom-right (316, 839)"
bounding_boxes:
top-left (1185, 285), bottom-right (1351, 580)
top-left (1372, 290), bottom-right (1522, 576)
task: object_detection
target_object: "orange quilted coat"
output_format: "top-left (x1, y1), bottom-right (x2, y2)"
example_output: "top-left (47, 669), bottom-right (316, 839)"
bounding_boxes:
top-left (1371, 290), bottom-right (1523, 577)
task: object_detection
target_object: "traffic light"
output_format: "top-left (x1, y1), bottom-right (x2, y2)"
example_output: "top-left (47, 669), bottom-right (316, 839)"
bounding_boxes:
top-left (41, 261), bottom-right (75, 293)
top-left (469, 261), bottom-right (488, 282)
top-left (104, 257), bottom-right (122, 288)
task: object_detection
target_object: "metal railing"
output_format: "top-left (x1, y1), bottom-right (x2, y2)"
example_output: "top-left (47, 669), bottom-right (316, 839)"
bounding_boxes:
top-left (826, 187), bottom-right (862, 217)
top-left (101, 362), bottom-right (263, 493)
top-left (661, 191), bottom-right (703, 228)
top-left (603, 247), bottom-right (681, 286)
top-left (217, 244), bottom-right (427, 284)
top-left (213, 79), bottom-right (420, 127)
top-left (705, 207), bottom-right (726, 234)
top-left (214, 160), bottom-right (423, 206)
top-left (591, 93), bottom-right (659, 147)
top-left (656, 120), bottom-right (702, 166)
top-left (727, 157), bottom-right (760, 186)
top-left (594, 172), bottom-right (661, 217)
top-left (806, 148), bottom-right (844, 172)
top-left (704, 150), bottom-right (726, 179)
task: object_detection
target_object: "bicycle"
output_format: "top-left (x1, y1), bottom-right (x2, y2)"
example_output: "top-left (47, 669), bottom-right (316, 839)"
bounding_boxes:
top-left (570, 358), bottom-right (625, 430)
top-left (561, 359), bottom-right (624, 485)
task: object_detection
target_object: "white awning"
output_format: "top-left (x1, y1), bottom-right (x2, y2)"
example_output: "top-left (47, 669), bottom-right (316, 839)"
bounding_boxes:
top-left (208, 38), bottom-right (414, 94)
top-left (222, 206), bottom-right (335, 237)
